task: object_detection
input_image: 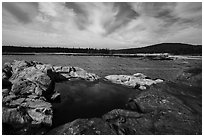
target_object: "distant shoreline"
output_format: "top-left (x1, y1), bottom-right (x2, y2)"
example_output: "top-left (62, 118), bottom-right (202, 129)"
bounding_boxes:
top-left (2, 43), bottom-right (202, 55)
top-left (2, 52), bottom-right (202, 60)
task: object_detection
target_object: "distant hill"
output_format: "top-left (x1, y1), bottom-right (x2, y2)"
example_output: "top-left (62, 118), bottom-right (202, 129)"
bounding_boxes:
top-left (2, 43), bottom-right (202, 55)
top-left (113, 43), bottom-right (202, 55)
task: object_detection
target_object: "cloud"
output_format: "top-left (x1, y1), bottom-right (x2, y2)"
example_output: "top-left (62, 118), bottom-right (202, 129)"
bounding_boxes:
top-left (2, 2), bottom-right (202, 48)
top-left (3, 2), bottom-right (38, 23)
top-left (108, 2), bottom-right (202, 47)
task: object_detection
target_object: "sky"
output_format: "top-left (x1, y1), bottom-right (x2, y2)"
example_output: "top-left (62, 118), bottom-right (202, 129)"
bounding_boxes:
top-left (2, 2), bottom-right (202, 49)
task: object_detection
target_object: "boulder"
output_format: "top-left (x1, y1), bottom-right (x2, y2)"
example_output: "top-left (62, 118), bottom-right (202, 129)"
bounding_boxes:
top-left (47, 118), bottom-right (116, 135)
top-left (10, 67), bottom-right (55, 99)
top-left (2, 60), bottom-right (56, 134)
top-left (105, 73), bottom-right (163, 90)
top-left (50, 65), bottom-right (100, 82)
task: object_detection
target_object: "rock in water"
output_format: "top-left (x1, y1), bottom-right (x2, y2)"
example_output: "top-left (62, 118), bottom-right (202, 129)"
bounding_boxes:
top-left (105, 73), bottom-right (163, 90)
top-left (47, 118), bottom-right (116, 135)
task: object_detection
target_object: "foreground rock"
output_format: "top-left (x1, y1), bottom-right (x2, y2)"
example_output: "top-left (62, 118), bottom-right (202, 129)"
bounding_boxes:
top-left (103, 107), bottom-right (200, 135)
top-left (101, 84), bottom-right (201, 135)
top-left (2, 61), bottom-right (54, 134)
top-left (2, 60), bottom-right (100, 134)
top-left (105, 73), bottom-right (163, 90)
top-left (124, 85), bottom-right (201, 134)
top-left (47, 118), bottom-right (116, 135)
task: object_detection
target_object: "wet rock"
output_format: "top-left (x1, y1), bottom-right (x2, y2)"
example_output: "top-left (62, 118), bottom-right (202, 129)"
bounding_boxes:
top-left (47, 118), bottom-right (116, 135)
top-left (105, 73), bottom-right (163, 90)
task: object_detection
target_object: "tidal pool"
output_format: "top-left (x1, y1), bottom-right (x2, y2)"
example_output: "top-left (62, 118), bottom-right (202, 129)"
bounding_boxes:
top-left (52, 79), bottom-right (139, 127)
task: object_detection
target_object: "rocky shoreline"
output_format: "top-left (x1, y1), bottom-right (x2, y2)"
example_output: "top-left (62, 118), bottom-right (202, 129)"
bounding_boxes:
top-left (2, 60), bottom-right (202, 135)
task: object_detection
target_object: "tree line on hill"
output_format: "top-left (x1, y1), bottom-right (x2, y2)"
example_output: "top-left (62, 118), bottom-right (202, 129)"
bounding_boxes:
top-left (2, 46), bottom-right (111, 54)
top-left (2, 43), bottom-right (202, 55)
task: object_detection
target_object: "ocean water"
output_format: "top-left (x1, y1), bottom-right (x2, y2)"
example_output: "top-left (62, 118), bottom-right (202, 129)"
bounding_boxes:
top-left (2, 55), bottom-right (190, 81)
